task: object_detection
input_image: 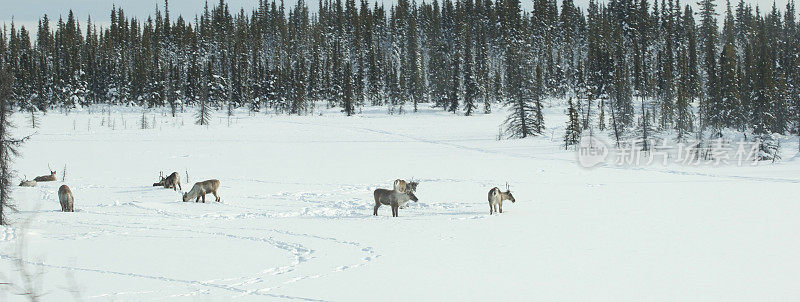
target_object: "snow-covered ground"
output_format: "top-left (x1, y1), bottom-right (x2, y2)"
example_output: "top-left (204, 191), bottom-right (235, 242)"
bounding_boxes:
top-left (1, 103), bottom-right (799, 301)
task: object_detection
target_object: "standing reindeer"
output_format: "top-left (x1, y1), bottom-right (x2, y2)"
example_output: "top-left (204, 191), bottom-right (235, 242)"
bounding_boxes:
top-left (374, 187), bottom-right (419, 217)
top-left (58, 185), bottom-right (74, 212)
top-left (488, 184), bottom-right (515, 215)
top-left (153, 172), bottom-right (182, 191)
top-left (183, 180), bottom-right (221, 203)
top-left (34, 164), bottom-right (57, 182)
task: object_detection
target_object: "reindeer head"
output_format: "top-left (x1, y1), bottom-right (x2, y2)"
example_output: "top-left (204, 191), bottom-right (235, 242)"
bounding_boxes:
top-left (406, 181), bottom-right (419, 193)
top-left (182, 192), bottom-right (190, 202)
top-left (505, 183), bottom-right (515, 203)
top-left (406, 190), bottom-right (419, 202)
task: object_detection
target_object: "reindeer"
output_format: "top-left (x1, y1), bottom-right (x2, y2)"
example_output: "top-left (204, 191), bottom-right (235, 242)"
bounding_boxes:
top-left (58, 185), bottom-right (74, 212)
top-left (18, 175), bottom-right (37, 187)
top-left (488, 183), bottom-right (515, 215)
top-left (154, 172), bottom-right (182, 191)
top-left (183, 180), bottom-right (221, 203)
top-left (163, 172), bottom-right (182, 191)
top-left (373, 188), bottom-right (419, 217)
top-left (393, 179), bottom-right (419, 194)
top-left (153, 172), bottom-right (166, 187)
top-left (34, 164), bottom-right (57, 182)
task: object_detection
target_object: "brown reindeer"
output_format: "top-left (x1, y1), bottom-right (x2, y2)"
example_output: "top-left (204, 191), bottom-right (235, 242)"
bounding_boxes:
top-left (34, 165), bottom-right (57, 182)
top-left (183, 180), bottom-right (221, 203)
top-left (58, 185), bottom-right (74, 212)
top-left (488, 183), bottom-right (515, 215)
top-left (374, 188), bottom-right (419, 217)
top-left (163, 172), bottom-right (182, 191)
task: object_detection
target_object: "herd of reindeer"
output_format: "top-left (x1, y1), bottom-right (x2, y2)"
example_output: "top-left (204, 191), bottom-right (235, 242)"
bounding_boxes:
top-left (18, 166), bottom-right (517, 217)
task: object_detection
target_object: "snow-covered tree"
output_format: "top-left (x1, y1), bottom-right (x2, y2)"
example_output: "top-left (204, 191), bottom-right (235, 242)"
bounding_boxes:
top-left (564, 97), bottom-right (582, 149)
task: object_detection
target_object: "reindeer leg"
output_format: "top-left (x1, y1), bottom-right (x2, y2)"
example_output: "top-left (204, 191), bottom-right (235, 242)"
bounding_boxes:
top-left (202, 194), bottom-right (206, 203)
top-left (374, 203), bottom-right (380, 216)
top-left (213, 191), bottom-right (220, 202)
top-left (489, 203), bottom-right (493, 215)
top-left (499, 201), bottom-right (503, 213)
top-left (195, 196), bottom-right (200, 203)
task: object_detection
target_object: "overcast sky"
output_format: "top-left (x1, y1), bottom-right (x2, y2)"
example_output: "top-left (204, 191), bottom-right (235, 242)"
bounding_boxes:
top-left (2, 0), bottom-right (795, 34)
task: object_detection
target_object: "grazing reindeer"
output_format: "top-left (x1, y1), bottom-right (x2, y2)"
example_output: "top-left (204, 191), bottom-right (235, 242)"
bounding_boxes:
top-left (163, 172), bottom-right (182, 191)
top-left (488, 183), bottom-right (515, 215)
top-left (393, 179), bottom-right (419, 194)
top-left (154, 172), bottom-right (182, 191)
top-left (19, 175), bottom-right (37, 187)
top-left (58, 185), bottom-right (74, 212)
top-left (374, 188), bottom-right (419, 217)
top-left (183, 180), bottom-right (221, 203)
top-left (34, 165), bottom-right (57, 182)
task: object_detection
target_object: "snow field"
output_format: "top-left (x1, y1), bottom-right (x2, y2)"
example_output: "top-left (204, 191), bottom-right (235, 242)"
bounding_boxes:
top-left (0, 103), bottom-right (798, 301)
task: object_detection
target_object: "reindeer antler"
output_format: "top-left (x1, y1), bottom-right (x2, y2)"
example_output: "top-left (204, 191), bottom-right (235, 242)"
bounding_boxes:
top-left (506, 182), bottom-right (510, 191)
top-left (48, 163), bottom-right (52, 172)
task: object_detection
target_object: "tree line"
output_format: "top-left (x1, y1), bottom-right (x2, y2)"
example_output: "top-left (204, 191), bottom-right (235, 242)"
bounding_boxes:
top-left (0, 0), bottom-right (797, 143)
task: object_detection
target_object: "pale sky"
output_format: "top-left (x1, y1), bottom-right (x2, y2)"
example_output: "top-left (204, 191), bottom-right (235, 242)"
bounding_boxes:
top-left (1, 0), bottom-right (795, 35)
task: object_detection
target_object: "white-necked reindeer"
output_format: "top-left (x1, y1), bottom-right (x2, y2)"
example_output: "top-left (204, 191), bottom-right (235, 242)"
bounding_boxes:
top-left (34, 164), bottom-right (57, 182)
top-left (488, 183), bottom-right (515, 215)
top-left (374, 187), bottom-right (419, 217)
top-left (183, 180), bottom-right (221, 203)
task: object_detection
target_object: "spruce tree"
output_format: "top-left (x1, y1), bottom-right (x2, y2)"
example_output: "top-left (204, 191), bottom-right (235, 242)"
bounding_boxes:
top-left (0, 64), bottom-right (28, 225)
top-left (698, 0), bottom-right (719, 132)
top-left (675, 47), bottom-right (693, 141)
top-left (462, 11), bottom-right (478, 116)
top-left (196, 63), bottom-right (212, 126)
top-left (718, 43), bottom-right (740, 130)
top-left (564, 97), bottom-right (582, 149)
top-left (448, 56), bottom-right (460, 114)
top-left (343, 62), bottom-right (355, 116)
top-left (504, 64), bottom-right (544, 138)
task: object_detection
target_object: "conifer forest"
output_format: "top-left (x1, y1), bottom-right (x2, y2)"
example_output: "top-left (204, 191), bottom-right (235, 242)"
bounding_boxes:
top-left (0, 0), bottom-right (798, 141)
